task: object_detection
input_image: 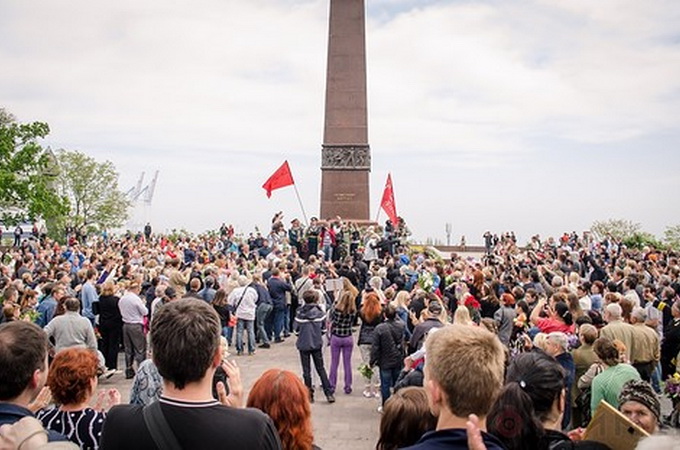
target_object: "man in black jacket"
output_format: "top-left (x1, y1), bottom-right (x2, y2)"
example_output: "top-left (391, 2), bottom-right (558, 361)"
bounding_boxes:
top-left (371, 304), bottom-right (405, 408)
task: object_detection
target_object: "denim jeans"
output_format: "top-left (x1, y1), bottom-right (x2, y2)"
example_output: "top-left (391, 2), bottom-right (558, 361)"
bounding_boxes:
top-left (222, 326), bottom-right (234, 346)
top-left (235, 318), bottom-right (255, 354)
top-left (379, 367), bottom-right (402, 405)
top-left (323, 244), bottom-right (333, 262)
top-left (651, 362), bottom-right (662, 393)
top-left (255, 303), bottom-right (273, 344)
top-left (272, 308), bottom-right (286, 341)
top-left (283, 304), bottom-right (291, 335)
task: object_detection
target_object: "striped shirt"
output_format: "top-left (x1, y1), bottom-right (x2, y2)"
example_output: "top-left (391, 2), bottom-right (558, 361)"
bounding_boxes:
top-left (590, 363), bottom-right (640, 415)
top-left (38, 407), bottom-right (106, 450)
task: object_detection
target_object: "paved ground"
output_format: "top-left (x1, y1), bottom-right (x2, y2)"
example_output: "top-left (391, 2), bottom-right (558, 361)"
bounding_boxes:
top-left (98, 335), bottom-right (380, 450)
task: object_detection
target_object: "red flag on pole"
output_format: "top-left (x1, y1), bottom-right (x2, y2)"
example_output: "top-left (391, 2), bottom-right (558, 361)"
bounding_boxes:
top-left (262, 161), bottom-right (294, 198)
top-left (380, 173), bottom-right (398, 226)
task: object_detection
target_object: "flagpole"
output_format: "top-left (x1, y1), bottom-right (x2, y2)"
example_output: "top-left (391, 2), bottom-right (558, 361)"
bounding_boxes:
top-left (375, 208), bottom-right (381, 224)
top-left (292, 183), bottom-right (309, 226)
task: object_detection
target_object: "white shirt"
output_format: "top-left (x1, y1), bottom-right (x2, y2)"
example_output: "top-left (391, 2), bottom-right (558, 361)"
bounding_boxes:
top-left (227, 286), bottom-right (258, 321)
top-left (119, 291), bottom-right (148, 324)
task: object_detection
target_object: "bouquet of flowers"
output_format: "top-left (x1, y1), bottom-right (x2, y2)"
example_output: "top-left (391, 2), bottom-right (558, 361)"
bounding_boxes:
top-left (418, 271), bottom-right (434, 293)
top-left (664, 373), bottom-right (680, 428)
top-left (664, 372), bottom-right (680, 400)
top-left (20, 310), bottom-right (40, 323)
top-left (358, 364), bottom-right (374, 380)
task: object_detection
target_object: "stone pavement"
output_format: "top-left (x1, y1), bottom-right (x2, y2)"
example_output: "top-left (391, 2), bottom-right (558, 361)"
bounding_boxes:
top-left (98, 335), bottom-right (381, 450)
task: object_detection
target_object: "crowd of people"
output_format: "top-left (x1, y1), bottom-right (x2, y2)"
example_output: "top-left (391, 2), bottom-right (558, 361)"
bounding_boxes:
top-left (0, 216), bottom-right (679, 449)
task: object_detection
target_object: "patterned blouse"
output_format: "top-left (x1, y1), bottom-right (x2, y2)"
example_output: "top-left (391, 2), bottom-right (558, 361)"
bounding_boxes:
top-left (330, 307), bottom-right (356, 337)
top-left (129, 359), bottom-right (164, 406)
top-left (37, 407), bottom-right (106, 450)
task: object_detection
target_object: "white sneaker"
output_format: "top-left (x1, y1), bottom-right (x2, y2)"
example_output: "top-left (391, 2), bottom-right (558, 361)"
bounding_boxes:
top-left (363, 390), bottom-right (372, 398)
top-left (103, 368), bottom-right (116, 379)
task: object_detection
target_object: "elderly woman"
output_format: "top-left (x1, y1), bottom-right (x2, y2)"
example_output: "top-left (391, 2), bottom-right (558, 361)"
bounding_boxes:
top-left (617, 380), bottom-right (661, 435)
top-left (590, 337), bottom-right (640, 416)
top-left (37, 348), bottom-right (121, 449)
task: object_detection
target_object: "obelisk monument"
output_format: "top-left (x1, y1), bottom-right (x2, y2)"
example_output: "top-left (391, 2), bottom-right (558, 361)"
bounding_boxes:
top-left (320, 0), bottom-right (370, 221)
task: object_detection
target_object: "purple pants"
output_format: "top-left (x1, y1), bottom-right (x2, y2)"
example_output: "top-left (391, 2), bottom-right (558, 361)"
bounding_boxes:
top-left (328, 334), bottom-right (354, 393)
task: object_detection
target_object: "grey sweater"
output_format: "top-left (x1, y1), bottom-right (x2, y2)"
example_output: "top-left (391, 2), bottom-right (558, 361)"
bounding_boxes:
top-left (44, 311), bottom-right (97, 352)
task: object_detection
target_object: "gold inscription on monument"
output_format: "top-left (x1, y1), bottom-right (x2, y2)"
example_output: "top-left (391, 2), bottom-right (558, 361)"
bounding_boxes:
top-left (334, 193), bottom-right (355, 202)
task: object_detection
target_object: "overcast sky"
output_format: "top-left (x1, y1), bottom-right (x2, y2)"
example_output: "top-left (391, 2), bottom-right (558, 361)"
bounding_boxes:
top-left (2, 0), bottom-right (679, 245)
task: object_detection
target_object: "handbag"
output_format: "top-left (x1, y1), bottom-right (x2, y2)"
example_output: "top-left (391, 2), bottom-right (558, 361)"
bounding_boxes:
top-left (227, 315), bottom-right (238, 328)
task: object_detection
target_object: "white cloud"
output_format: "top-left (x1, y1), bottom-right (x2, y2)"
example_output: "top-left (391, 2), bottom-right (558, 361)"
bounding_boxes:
top-left (1, 0), bottom-right (679, 243)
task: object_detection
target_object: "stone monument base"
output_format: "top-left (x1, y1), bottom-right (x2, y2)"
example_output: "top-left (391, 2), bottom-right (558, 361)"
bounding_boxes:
top-left (320, 169), bottom-right (370, 221)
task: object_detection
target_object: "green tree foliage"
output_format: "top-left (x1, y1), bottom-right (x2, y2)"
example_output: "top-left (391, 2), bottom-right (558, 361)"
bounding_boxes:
top-left (664, 225), bottom-right (680, 251)
top-left (622, 232), bottom-right (663, 250)
top-left (55, 150), bottom-right (131, 235)
top-left (0, 108), bottom-right (67, 224)
top-left (591, 219), bottom-right (641, 242)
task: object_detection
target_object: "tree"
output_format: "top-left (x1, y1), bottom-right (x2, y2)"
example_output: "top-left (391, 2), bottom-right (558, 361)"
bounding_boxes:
top-left (664, 224), bottom-right (680, 251)
top-left (590, 219), bottom-right (641, 242)
top-left (0, 108), bottom-right (67, 225)
top-left (55, 150), bottom-right (131, 235)
top-left (622, 232), bottom-right (663, 250)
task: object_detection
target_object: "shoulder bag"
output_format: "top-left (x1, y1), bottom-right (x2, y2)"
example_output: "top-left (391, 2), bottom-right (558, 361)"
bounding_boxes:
top-left (228, 287), bottom-right (249, 327)
top-left (143, 401), bottom-right (182, 450)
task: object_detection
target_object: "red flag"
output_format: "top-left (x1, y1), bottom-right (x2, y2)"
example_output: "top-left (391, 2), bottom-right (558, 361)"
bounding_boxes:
top-left (380, 173), bottom-right (398, 226)
top-left (262, 161), bottom-right (294, 198)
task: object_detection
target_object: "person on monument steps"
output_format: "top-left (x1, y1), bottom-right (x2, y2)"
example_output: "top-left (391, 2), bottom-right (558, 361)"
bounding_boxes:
top-left (305, 217), bottom-right (320, 259)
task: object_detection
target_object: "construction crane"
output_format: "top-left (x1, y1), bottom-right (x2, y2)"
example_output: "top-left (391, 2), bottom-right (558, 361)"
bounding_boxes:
top-left (124, 171), bottom-right (159, 232)
top-left (125, 172), bottom-right (146, 201)
top-left (144, 171), bottom-right (159, 205)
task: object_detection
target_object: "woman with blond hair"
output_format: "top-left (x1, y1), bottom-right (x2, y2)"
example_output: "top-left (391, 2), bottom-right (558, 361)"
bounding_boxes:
top-left (247, 369), bottom-right (318, 450)
top-left (328, 289), bottom-right (358, 395)
top-left (98, 281), bottom-right (123, 371)
top-left (453, 305), bottom-right (474, 326)
top-left (391, 291), bottom-right (410, 318)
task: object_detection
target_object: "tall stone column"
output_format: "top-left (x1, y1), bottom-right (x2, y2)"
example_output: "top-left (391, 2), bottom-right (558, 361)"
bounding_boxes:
top-left (320, 0), bottom-right (370, 221)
